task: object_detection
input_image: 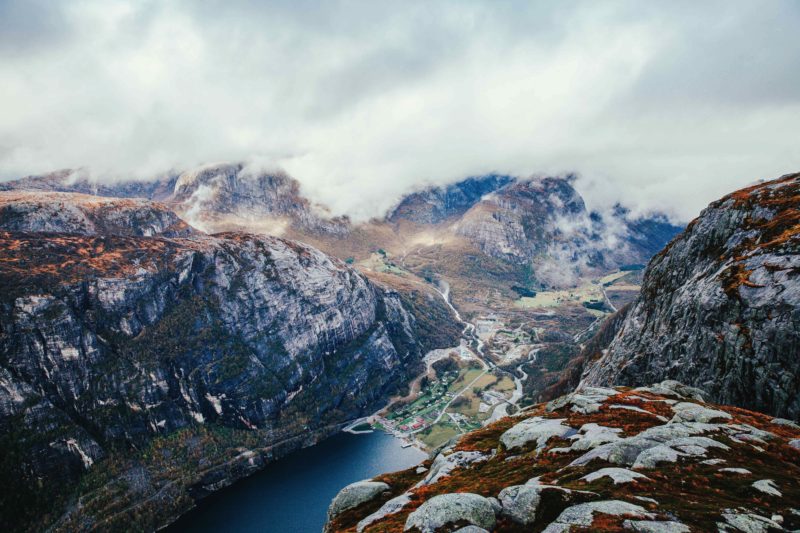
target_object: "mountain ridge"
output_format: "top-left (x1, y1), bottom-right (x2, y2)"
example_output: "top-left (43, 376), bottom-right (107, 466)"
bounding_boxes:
top-left (0, 164), bottom-right (683, 295)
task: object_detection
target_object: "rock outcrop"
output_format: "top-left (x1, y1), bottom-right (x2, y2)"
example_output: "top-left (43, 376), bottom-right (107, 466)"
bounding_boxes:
top-left (582, 172), bottom-right (800, 420)
top-left (325, 382), bottom-right (800, 532)
top-left (0, 193), bottom-right (459, 531)
top-left (328, 481), bottom-right (391, 522)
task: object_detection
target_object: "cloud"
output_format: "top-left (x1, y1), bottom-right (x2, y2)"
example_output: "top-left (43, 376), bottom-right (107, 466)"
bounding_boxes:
top-left (0, 0), bottom-right (798, 221)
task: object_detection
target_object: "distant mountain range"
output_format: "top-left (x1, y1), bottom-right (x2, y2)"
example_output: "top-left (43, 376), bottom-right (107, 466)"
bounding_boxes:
top-left (2, 164), bottom-right (683, 294)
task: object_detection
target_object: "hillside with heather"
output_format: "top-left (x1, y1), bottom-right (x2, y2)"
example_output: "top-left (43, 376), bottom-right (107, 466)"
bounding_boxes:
top-left (325, 381), bottom-right (800, 532)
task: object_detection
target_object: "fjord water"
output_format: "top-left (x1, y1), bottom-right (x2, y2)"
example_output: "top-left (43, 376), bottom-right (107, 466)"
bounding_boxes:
top-left (167, 431), bottom-right (426, 533)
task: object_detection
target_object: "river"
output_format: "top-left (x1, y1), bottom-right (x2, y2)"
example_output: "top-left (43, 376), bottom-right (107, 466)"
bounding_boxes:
top-left (166, 431), bottom-right (427, 533)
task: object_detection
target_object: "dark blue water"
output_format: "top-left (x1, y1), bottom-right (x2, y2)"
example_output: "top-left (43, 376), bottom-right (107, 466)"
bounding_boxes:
top-left (167, 431), bottom-right (426, 533)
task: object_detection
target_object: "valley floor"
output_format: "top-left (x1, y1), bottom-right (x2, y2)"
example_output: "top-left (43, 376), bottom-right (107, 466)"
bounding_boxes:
top-left (350, 264), bottom-right (644, 451)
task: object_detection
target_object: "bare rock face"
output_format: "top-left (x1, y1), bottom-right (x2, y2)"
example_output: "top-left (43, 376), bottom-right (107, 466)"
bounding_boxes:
top-left (0, 191), bottom-right (194, 237)
top-left (0, 193), bottom-right (458, 531)
top-left (582, 172), bottom-right (800, 420)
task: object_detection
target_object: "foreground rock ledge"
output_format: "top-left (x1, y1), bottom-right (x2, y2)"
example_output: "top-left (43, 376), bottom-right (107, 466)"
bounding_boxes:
top-left (325, 381), bottom-right (800, 532)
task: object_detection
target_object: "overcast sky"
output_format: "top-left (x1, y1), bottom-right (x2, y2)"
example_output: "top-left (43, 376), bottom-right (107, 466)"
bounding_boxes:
top-left (1, 1), bottom-right (798, 221)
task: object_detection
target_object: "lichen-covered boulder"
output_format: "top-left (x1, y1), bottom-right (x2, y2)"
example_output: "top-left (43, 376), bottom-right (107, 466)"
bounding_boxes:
top-left (542, 500), bottom-right (654, 532)
top-left (357, 494), bottom-right (411, 532)
top-left (500, 417), bottom-right (573, 451)
top-left (497, 482), bottom-right (573, 526)
top-left (670, 402), bottom-right (732, 424)
top-left (581, 468), bottom-right (650, 485)
top-left (622, 519), bottom-right (691, 532)
top-left (497, 484), bottom-right (543, 525)
top-left (546, 387), bottom-right (618, 414)
top-left (634, 381), bottom-right (706, 402)
top-left (404, 493), bottom-right (496, 532)
top-left (416, 450), bottom-right (490, 487)
top-left (718, 511), bottom-right (784, 532)
top-left (328, 480), bottom-right (390, 520)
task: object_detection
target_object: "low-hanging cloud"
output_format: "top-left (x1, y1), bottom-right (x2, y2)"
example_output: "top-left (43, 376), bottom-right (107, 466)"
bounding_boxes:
top-left (1, 0), bottom-right (798, 222)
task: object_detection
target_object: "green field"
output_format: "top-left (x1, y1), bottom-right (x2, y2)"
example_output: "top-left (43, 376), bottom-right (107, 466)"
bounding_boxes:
top-left (418, 420), bottom-right (460, 449)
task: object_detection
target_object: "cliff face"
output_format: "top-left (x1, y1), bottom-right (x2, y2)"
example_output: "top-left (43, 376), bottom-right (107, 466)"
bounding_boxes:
top-left (0, 195), bottom-right (458, 531)
top-left (326, 382), bottom-right (800, 532)
top-left (582, 173), bottom-right (800, 420)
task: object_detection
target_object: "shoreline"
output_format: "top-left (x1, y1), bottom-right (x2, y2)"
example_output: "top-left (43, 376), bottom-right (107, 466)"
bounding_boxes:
top-left (342, 415), bottom-right (430, 455)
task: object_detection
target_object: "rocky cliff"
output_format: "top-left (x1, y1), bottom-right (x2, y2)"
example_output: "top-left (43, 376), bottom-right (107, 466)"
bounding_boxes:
top-left (0, 194), bottom-right (459, 531)
top-left (326, 381), bottom-right (800, 532)
top-left (582, 173), bottom-right (800, 420)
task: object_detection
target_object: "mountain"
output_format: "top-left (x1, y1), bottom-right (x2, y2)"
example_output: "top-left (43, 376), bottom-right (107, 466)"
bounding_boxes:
top-left (169, 163), bottom-right (350, 235)
top-left (450, 177), bottom-right (680, 288)
top-left (0, 193), bottom-right (460, 531)
top-left (323, 172), bottom-right (800, 533)
top-left (386, 174), bottom-right (516, 225)
top-left (0, 191), bottom-right (194, 237)
top-left (581, 173), bottom-right (800, 420)
top-left (325, 381), bottom-right (800, 532)
top-left (0, 164), bottom-right (348, 236)
top-left (0, 168), bottom-right (179, 201)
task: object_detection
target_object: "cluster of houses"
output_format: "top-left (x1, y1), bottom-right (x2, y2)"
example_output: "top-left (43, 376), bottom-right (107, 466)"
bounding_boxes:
top-left (478, 389), bottom-right (506, 413)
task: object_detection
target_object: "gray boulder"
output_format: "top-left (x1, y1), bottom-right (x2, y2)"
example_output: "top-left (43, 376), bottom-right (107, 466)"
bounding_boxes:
top-left (623, 520), bottom-right (691, 532)
top-left (416, 450), bottom-right (490, 487)
top-left (670, 402), bottom-right (732, 424)
top-left (404, 493), bottom-right (496, 532)
top-left (357, 493), bottom-right (411, 532)
top-left (500, 417), bottom-right (574, 451)
top-left (328, 480), bottom-right (390, 520)
top-left (497, 484), bottom-right (543, 525)
top-left (542, 500), bottom-right (655, 532)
